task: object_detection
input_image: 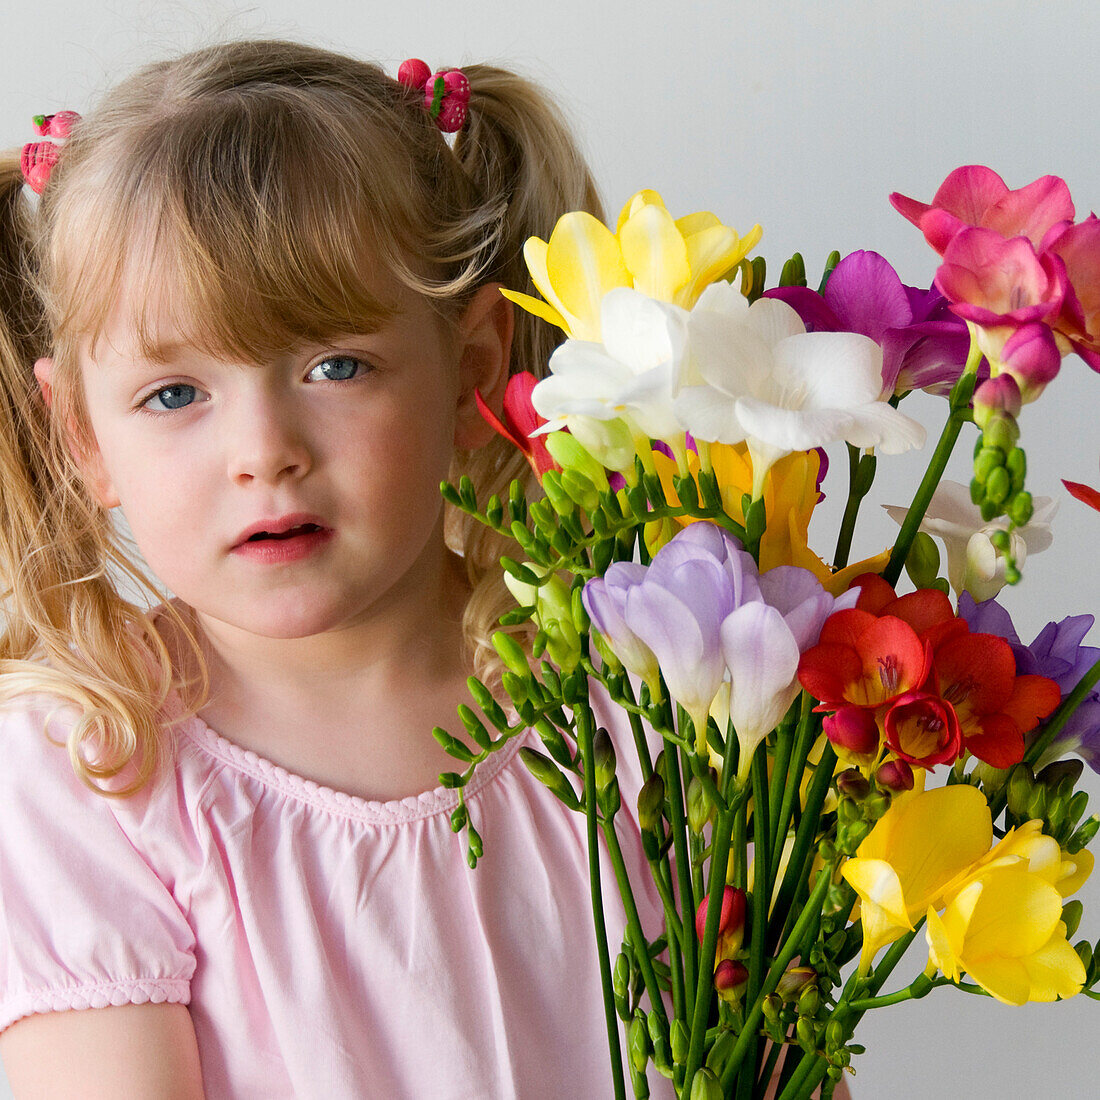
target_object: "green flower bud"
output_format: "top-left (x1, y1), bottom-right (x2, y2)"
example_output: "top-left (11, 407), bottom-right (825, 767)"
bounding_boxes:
top-left (1026, 784), bottom-right (1048, 821)
top-left (796, 1016), bottom-right (818, 1052)
top-left (777, 965), bottom-right (818, 1002)
top-left (687, 774), bottom-right (714, 833)
top-left (1006, 763), bottom-right (1036, 818)
top-left (689, 1068), bottom-right (722, 1100)
top-left (1070, 815), bottom-right (1100, 852)
top-left (905, 531), bottom-right (941, 589)
top-left (985, 465), bottom-right (1012, 506)
top-left (592, 726), bottom-right (617, 791)
top-left (613, 952), bottom-right (630, 1000)
top-left (492, 631), bottom-right (531, 679)
top-left (540, 470), bottom-right (575, 516)
top-left (1067, 790), bottom-right (1090, 829)
top-left (1063, 899), bottom-right (1084, 940)
top-left (974, 445), bottom-right (1006, 484)
top-left (519, 747), bottom-right (580, 810)
top-left (1006, 446), bottom-right (1027, 489)
top-left (545, 430), bottom-right (610, 488)
top-left (984, 416), bottom-right (1019, 452)
top-left (629, 1013), bottom-right (651, 1073)
top-left (1007, 490), bottom-right (1034, 527)
top-left (797, 984), bottom-right (821, 1017)
top-left (670, 1020), bottom-right (689, 1065)
top-left (638, 772), bottom-right (666, 833)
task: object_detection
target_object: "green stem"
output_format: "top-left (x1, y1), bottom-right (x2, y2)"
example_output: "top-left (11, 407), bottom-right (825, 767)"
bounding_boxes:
top-left (601, 816), bottom-right (669, 1030)
top-left (735, 752), bottom-right (772, 1100)
top-left (576, 697), bottom-right (626, 1100)
top-left (771, 696), bottom-right (817, 863)
top-left (719, 869), bottom-right (832, 1093)
top-left (665, 737), bottom-right (698, 1013)
top-left (847, 972), bottom-right (937, 1012)
top-left (776, 1050), bottom-right (829, 1100)
top-left (768, 745), bottom-right (838, 951)
top-left (882, 344), bottom-right (980, 586)
top-left (683, 805), bottom-right (737, 1090)
top-left (832, 445), bottom-right (876, 570)
top-left (768, 713), bottom-right (796, 856)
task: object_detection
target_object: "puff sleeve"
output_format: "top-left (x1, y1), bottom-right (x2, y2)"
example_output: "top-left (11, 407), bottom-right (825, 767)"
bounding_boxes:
top-left (0, 697), bottom-right (196, 1032)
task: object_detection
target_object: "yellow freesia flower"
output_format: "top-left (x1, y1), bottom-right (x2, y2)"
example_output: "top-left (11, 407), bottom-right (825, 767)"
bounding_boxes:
top-left (653, 443), bottom-right (890, 594)
top-left (925, 866), bottom-right (1086, 1005)
top-left (841, 785), bottom-right (995, 974)
top-left (951, 818), bottom-right (1094, 900)
top-left (502, 191), bottom-right (761, 343)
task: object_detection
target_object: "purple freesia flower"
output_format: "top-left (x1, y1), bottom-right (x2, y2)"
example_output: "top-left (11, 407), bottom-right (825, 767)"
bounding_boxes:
top-left (584, 522), bottom-right (855, 774)
top-left (764, 250), bottom-right (975, 397)
top-left (959, 593), bottom-right (1100, 771)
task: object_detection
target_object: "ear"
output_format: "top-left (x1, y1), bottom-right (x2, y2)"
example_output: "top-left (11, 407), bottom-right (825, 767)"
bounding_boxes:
top-left (34, 357), bottom-right (121, 509)
top-left (453, 284), bottom-right (514, 450)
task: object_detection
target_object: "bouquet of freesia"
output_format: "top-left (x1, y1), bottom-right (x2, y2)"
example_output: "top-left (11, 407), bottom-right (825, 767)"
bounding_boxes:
top-left (437, 171), bottom-right (1100, 1098)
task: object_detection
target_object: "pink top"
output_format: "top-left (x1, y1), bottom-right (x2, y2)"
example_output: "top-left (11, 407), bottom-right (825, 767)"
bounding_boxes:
top-left (0, 690), bottom-right (672, 1098)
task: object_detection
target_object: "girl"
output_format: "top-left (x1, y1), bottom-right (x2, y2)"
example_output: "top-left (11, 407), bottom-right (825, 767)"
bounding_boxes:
top-left (0, 39), bottom-right (666, 1098)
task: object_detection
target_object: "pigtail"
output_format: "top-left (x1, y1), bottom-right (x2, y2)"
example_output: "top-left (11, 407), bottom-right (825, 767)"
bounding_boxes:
top-left (446, 67), bottom-right (604, 689)
top-left (0, 150), bottom-right (194, 795)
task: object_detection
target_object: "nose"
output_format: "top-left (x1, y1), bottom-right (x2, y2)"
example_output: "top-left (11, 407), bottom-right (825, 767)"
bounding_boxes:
top-left (226, 393), bottom-right (313, 486)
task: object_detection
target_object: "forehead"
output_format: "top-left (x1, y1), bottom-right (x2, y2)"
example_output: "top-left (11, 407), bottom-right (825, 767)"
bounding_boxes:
top-left (81, 234), bottom-right (407, 369)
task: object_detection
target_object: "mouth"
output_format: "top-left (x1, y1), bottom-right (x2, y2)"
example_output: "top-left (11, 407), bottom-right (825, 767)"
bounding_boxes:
top-left (232, 515), bottom-right (331, 550)
top-left (245, 522), bottom-right (324, 543)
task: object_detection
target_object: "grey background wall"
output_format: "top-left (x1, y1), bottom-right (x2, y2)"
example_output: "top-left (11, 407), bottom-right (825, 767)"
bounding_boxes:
top-left (1, 1), bottom-right (1098, 1095)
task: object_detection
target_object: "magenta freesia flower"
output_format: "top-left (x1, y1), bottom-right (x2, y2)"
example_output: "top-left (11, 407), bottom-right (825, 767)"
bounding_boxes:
top-left (890, 166), bottom-right (1075, 256)
top-left (765, 250), bottom-right (973, 396)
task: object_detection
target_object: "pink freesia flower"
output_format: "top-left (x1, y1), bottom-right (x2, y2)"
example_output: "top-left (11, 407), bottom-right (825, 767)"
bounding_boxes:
top-left (890, 166), bottom-right (1075, 256)
top-left (935, 228), bottom-right (1068, 330)
top-left (997, 324), bottom-right (1062, 402)
top-left (1045, 215), bottom-right (1100, 370)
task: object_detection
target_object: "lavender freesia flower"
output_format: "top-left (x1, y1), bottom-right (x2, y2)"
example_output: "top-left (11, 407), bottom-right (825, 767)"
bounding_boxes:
top-left (959, 594), bottom-right (1100, 771)
top-left (585, 523), bottom-right (855, 776)
top-left (765, 250), bottom-right (976, 397)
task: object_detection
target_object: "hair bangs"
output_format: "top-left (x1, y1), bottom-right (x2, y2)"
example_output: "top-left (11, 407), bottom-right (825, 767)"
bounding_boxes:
top-left (54, 87), bottom-right (418, 367)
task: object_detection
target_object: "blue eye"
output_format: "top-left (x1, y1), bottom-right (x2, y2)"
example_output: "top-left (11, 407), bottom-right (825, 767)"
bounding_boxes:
top-left (144, 384), bottom-right (198, 411)
top-left (307, 356), bottom-right (364, 382)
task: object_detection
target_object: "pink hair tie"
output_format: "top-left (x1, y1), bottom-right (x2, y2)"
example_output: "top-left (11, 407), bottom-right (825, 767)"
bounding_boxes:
top-left (397, 58), bottom-right (470, 133)
top-left (21, 110), bottom-right (80, 193)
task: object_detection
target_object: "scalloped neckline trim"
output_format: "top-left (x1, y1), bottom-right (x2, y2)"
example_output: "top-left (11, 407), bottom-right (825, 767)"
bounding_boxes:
top-left (177, 712), bottom-right (531, 826)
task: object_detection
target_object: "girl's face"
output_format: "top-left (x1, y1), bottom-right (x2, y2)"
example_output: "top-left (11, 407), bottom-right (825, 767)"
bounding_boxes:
top-left (68, 276), bottom-right (510, 644)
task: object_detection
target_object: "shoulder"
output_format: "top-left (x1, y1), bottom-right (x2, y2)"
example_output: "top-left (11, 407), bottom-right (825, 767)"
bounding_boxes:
top-left (0, 694), bottom-right (196, 1034)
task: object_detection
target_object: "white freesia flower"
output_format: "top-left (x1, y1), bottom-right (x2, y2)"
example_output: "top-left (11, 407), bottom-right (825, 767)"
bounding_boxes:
top-left (674, 282), bottom-right (927, 496)
top-left (883, 481), bottom-right (1057, 601)
top-left (531, 287), bottom-right (688, 442)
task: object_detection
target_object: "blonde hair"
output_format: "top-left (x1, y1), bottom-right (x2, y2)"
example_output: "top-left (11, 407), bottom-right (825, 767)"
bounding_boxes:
top-left (0, 39), bottom-right (602, 792)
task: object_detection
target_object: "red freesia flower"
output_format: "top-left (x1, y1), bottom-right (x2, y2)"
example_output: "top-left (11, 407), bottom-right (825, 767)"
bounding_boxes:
top-left (883, 690), bottom-right (963, 768)
top-left (800, 574), bottom-right (1060, 770)
top-left (475, 371), bottom-right (559, 477)
top-left (1064, 470), bottom-right (1100, 512)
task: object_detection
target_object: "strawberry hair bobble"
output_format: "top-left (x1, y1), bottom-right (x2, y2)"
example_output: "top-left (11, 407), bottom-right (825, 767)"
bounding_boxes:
top-left (397, 58), bottom-right (470, 133)
top-left (21, 110), bottom-right (81, 193)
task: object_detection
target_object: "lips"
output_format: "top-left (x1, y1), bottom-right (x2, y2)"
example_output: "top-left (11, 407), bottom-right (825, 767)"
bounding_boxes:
top-left (232, 514), bottom-right (329, 549)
